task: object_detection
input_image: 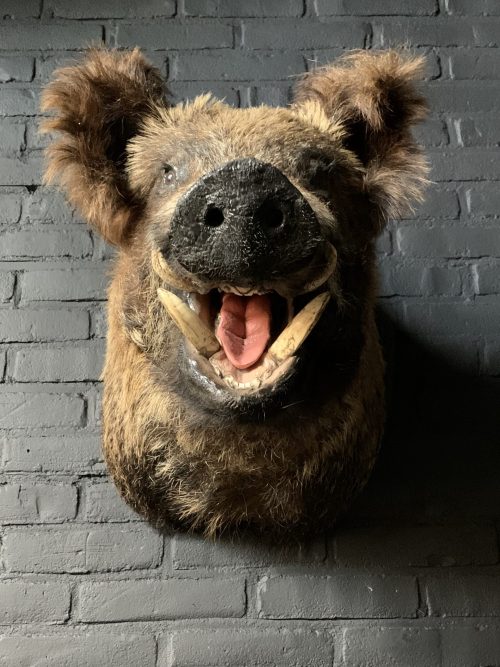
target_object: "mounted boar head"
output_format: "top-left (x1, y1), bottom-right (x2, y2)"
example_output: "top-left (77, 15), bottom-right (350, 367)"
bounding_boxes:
top-left (42, 48), bottom-right (427, 536)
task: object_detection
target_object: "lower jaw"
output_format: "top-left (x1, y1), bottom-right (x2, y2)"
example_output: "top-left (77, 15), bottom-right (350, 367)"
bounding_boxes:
top-left (177, 343), bottom-right (304, 422)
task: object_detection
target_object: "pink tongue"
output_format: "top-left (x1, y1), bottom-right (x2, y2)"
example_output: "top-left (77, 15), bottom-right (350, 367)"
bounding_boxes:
top-left (216, 293), bottom-right (271, 370)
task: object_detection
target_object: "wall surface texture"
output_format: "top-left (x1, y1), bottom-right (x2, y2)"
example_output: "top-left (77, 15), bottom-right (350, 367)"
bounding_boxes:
top-left (0, 1), bottom-right (499, 665)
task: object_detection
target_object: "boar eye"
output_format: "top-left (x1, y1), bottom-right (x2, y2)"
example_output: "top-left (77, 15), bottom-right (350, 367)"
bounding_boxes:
top-left (162, 164), bottom-right (176, 186)
top-left (306, 155), bottom-right (335, 198)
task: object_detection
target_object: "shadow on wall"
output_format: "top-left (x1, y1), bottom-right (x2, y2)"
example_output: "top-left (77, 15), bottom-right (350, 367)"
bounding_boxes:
top-left (343, 309), bottom-right (500, 536)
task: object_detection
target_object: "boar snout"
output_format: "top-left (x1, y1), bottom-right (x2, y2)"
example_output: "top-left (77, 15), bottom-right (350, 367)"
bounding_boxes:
top-left (164, 158), bottom-right (322, 287)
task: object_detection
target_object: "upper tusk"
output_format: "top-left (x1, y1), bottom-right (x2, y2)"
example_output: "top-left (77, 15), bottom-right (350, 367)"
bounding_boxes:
top-left (268, 291), bottom-right (331, 364)
top-left (157, 288), bottom-right (221, 358)
top-left (151, 249), bottom-right (200, 292)
top-left (299, 243), bottom-right (337, 295)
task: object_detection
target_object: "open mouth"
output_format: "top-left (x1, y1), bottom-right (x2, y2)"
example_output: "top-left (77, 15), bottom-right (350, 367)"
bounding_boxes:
top-left (156, 284), bottom-right (330, 395)
top-left (151, 245), bottom-right (336, 396)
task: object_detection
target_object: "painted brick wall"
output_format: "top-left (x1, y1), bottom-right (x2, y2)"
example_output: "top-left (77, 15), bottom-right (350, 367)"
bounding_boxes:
top-left (0, 1), bottom-right (499, 665)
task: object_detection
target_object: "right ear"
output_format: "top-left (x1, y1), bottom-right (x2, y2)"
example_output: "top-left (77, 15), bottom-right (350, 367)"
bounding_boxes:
top-left (41, 48), bottom-right (168, 246)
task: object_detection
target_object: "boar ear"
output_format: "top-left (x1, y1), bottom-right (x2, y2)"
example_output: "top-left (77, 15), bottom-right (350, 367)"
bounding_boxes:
top-left (41, 47), bottom-right (168, 246)
top-left (294, 50), bottom-right (429, 231)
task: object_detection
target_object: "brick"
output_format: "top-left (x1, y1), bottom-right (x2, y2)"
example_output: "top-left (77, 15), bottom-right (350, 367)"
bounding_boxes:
top-left (0, 434), bottom-right (103, 473)
top-left (258, 574), bottom-right (417, 619)
top-left (378, 261), bottom-right (462, 297)
top-left (342, 627), bottom-right (441, 667)
top-left (0, 88), bottom-right (39, 116)
top-left (465, 183), bottom-right (500, 217)
top-left (50, 0), bottom-right (175, 18)
top-left (35, 53), bottom-right (83, 84)
top-left (375, 17), bottom-right (496, 47)
top-left (474, 260), bottom-right (500, 294)
top-left (420, 265), bottom-right (463, 296)
top-left (91, 302), bottom-right (108, 337)
top-left (0, 482), bottom-right (77, 523)
top-left (404, 297), bottom-right (500, 336)
top-left (114, 22), bottom-right (233, 50)
top-left (0, 309), bottom-right (89, 342)
top-left (186, 0), bottom-right (304, 16)
top-left (458, 115), bottom-right (500, 146)
top-left (25, 119), bottom-right (55, 150)
top-left (0, 56), bottom-right (34, 83)
top-left (483, 339), bottom-right (500, 375)
top-left (0, 228), bottom-right (92, 259)
top-left (0, 156), bottom-right (42, 183)
top-left (76, 577), bottom-right (245, 622)
top-left (412, 117), bottom-right (449, 147)
top-left (84, 481), bottom-right (139, 522)
top-left (406, 187), bottom-right (460, 219)
top-left (172, 533), bottom-right (325, 569)
top-left (446, 0), bottom-right (500, 15)
top-left (174, 51), bottom-right (306, 81)
top-left (22, 187), bottom-right (74, 224)
top-left (0, 393), bottom-right (85, 429)
top-left (167, 629), bottom-right (334, 666)
top-left (446, 48), bottom-right (500, 79)
top-left (12, 343), bottom-right (105, 382)
top-left (375, 228), bottom-right (392, 255)
top-left (430, 148), bottom-right (500, 180)
top-left (396, 223), bottom-right (500, 258)
top-left (0, 0), bottom-right (41, 18)
top-left (86, 525), bottom-right (163, 572)
top-left (335, 523), bottom-right (498, 567)
top-left (243, 19), bottom-right (368, 49)
top-left (0, 191), bottom-right (21, 223)
top-left (0, 271), bottom-right (15, 301)
top-left (315, 0), bottom-right (437, 15)
top-left (0, 635), bottom-right (157, 667)
top-left (250, 83), bottom-right (292, 107)
top-left (474, 21), bottom-right (500, 45)
top-left (426, 81), bottom-right (500, 112)
top-left (3, 525), bottom-right (162, 573)
top-left (441, 625), bottom-right (500, 666)
top-left (20, 267), bottom-right (108, 302)
top-left (425, 575), bottom-right (500, 617)
top-left (0, 582), bottom-right (70, 624)
top-left (0, 24), bottom-right (102, 51)
top-left (0, 119), bottom-right (26, 155)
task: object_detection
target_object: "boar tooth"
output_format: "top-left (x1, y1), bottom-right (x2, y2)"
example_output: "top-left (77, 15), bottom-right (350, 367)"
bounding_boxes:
top-left (299, 243), bottom-right (338, 295)
top-left (151, 249), bottom-right (203, 292)
top-left (157, 288), bottom-right (220, 358)
top-left (268, 292), bottom-right (331, 364)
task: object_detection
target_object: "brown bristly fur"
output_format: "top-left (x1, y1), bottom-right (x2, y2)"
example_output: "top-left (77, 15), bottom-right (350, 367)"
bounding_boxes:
top-left (41, 48), bottom-right (427, 537)
top-left (40, 48), bottom-right (167, 246)
top-left (294, 50), bottom-right (429, 227)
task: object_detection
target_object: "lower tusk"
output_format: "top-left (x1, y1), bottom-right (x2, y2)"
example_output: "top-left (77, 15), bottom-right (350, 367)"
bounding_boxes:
top-left (268, 292), bottom-right (331, 364)
top-left (157, 288), bottom-right (220, 358)
top-left (299, 243), bottom-right (337, 295)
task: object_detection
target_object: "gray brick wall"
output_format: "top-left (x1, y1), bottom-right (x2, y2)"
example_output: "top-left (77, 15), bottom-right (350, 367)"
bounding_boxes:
top-left (0, 1), bottom-right (499, 665)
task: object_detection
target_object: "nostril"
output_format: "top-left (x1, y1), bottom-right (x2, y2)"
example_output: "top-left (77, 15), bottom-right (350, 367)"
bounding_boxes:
top-left (254, 200), bottom-right (284, 231)
top-left (204, 205), bottom-right (225, 227)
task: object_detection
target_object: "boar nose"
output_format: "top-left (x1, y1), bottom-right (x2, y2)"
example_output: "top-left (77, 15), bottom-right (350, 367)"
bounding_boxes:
top-left (165, 158), bottom-right (322, 284)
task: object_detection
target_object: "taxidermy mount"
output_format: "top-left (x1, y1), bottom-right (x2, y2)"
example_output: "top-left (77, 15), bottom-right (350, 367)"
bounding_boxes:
top-left (41, 48), bottom-right (428, 536)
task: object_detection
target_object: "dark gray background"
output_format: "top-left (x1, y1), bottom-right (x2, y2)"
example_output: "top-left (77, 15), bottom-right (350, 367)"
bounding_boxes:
top-left (0, 1), bottom-right (499, 665)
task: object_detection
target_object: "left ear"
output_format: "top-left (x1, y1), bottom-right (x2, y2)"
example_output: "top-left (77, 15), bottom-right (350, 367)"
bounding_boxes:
top-left (41, 47), bottom-right (168, 246)
top-left (294, 50), bottom-right (429, 234)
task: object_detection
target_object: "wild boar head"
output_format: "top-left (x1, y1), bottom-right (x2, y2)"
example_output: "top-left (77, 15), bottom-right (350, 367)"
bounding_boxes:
top-left (42, 48), bottom-right (427, 536)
